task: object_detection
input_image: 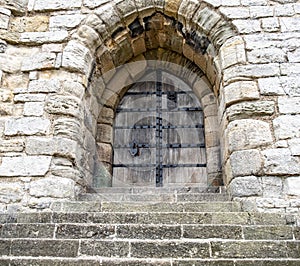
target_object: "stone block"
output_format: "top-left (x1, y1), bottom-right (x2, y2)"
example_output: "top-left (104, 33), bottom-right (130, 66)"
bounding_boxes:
top-left (81, 240), bottom-right (129, 257)
top-left (233, 19), bottom-right (261, 34)
top-left (23, 102), bottom-right (44, 116)
top-left (131, 241), bottom-right (210, 258)
top-left (263, 148), bottom-right (300, 175)
top-left (262, 18), bottom-right (280, 32)
top-left (226, 119), bottom-right (273, 152)
top-left (0, 156), bottom-right (51, 177)
top-left (288, 138), bottom-right (300, 156)
top-left (33, 0), bottom-right (81, 11)
top-left (0, 54), bottom-right (22, 73)
top-left (20, 31), bottom-right (68, 44)
top-left (226, 101), bottom-right (274, 121)
top-left (248, 48), bottom-right (286, 64)
top-left (220, 36), bottom-right (246, 69)
top-left (56, 224), bottom-right (115, 239)
top-left (14, 93), bottom-right (46, 102)
top-left (280, 17), bottom-right (300, 32)
top-left (284, 177), bottom-right (300, 197)
top-left (0, 139), bottom-right (24, 153)
top-left (4, 117), bottom-right (50, 136)
top-left (230, 149), bottom-right (262, 177)
top-left (194, 7), bottom-right (221, 35)
top-left (49, 14), bottom-right (85, 30)
top-left (74, 25), bottom-right (101, 50)
top-left (0, 8), bottom-right (10, 30)
top-left (0, 182), bottom-right (23, 203)
top-left (273, 115), bottom-right (300, 140)
top-left (183, 225), bottom-right (242, 239)
top-left (30, 176), bottom-right (75, 198)
top-left (219, 7), bottom-right (250, 19)
top-left (11, 239), bottom-right (79, 257)
top-left (45, 95), bottom-right (82, 118)
top-left (258, 77), bottom-right (284, 96)
top-left (229, 176), bottom-right (262, 197)
top-left (62, 40), bottom-right (93, 76)
top-left (261, 176), bottom-right (283, 198)
top-left (223, 81), bottom-right (260, 106)
top-left (278, 97), bottom-right (300, 114)
top-left (53, 118), bottom-right (82, 142)
top-left (1, 224), bottom-right (55, 238)
top-left (97, 124), bottom-right (113, 143)
top-left (28, 79), bottom-right (61, 93)
top-left (26, 137), bottom-right (78, 159)
top-left (21, 53), bottom-right (56, 72)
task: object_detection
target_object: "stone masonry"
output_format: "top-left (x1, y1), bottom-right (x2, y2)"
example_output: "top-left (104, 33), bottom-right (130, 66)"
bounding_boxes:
top-left (0, 0), bottom-right (299, 213)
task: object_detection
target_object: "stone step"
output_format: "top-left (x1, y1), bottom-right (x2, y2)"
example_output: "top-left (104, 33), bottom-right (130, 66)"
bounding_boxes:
top-left (0, 223), bottom-right (298, 240)
top-left (1, 258), bottom-right (300, 266)
top-left (79, 192), bottom-right (230, 202)
top-left (1, 211), bottom-right (296, 225)
top-left (0, 239), bottom-right (299, 259)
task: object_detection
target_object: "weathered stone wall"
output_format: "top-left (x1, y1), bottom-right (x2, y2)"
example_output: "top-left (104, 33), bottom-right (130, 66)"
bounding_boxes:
top-left (0, 0), bottom-right (299, 212)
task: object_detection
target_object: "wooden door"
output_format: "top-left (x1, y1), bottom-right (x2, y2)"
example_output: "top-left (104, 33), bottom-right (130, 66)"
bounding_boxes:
top-left (113, 71), bottom-right (207, 187)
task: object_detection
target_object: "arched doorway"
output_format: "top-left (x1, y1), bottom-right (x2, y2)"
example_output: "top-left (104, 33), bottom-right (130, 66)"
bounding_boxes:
top-left (113, 70), bottom-right (207, 187)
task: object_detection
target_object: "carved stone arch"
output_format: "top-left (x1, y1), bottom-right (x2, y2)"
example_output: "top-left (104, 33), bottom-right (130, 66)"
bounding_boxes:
top-left (56, 1), bottom-right (247, 192)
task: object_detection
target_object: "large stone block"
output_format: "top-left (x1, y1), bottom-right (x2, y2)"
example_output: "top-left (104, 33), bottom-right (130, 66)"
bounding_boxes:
top-left (223, 81), bottom-right (260, 106)
top-left (0, 156), bottom-right (51, 177)
top-left (230, 149), bottom-right (262, 177)
top-left (62, 40), bottom-right (93, 75)
top-left (226, 101), bottom-right (274, 121)
top-left (21, 53), bottom-right (56, 72)
top-left (273, 115), bottom-right (300, 140)
top-left (261, 176), bottom-right (283, 198)
top-left (0, 139), bottom-right (24, 153)
top-left (53, 118), bottom-right (83, 142)
top-left (229, 176), bottom-right (262, 197)
top-left (28, 79), bottom-right (61, 93)
top-left (23, 102), bottom-right (44, 116)
top-left (263, 148), bottom-right (300, 175)
top-left (49, 14), bottom-right (85, 30)
top-left (33, 0), bottom-right (81, 11)
top-left (30, 176), bottom-right (75, 198)
top-left (45, 95), bottom-right (82, 118)
top-left (4, 117), bottom-right (50, 136)
top-left (20, 31), bottom-right (68, 44)
top-left (288, 138), bottom-right (300, 156)
top-left (26, 137), bottom-right (78, 159)
top-left (284, 177), bottom-right (300, 197)
top-left (226, 119), bottom-right (273, 152)
top-left (278, 97), bottom-right (300, 114)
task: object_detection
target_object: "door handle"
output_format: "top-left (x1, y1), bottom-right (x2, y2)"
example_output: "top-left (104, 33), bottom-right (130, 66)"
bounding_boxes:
top-left (129, 141), bottom-right (139, 157)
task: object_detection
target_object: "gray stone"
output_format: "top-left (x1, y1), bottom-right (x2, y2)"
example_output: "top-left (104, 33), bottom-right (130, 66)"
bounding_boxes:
top-left (219, 7), bottom-right (250, 19)
top-left (53, 118), bottom-right (83, 142)
top-left (0, 54), bottom-right (22, 73)
top-left (280, 17), bottom-right (300, 32)
top-left (62, 40), bottom-right (93, 75)
top-left (0, 156), bottom-right (51, 177)
top-left (4, 117), bottom-right (50, 136)
top-left (26, 137), bottom-right (78, 159)
top-left (288, 138), bottom-right (300, 156)
top-left (248, 48), bottom-right (286, 64)
top-left (33, 0), bottom-right (82, 11)
top-left (226, 119), bottom-right (273, 152)
top-left (194, 7), bottom-right (221, 34)
top-left (262, 18), bottom-right (280, 32)
top-left (23, 102), bottom-right (44, 116)
top-left (28, 79), bottom-right (61, 93)
top-left (284, 177), bottom-right (300, 197)
top-left (0, 10), bottom-right (10, 30)
top-left (0, 0), bottom-right (28, 15)
top-left (14, 93), bottom-right (46, 102)
top-left (30, 176), bottom-right (75, 198)
top-left (20, 31), bottom-right (68, 44)
top-left (226, 101), bottom-right (274, 121)
top-left (0, 182), bottom-right (23, 203)
top-left (261, 176), bottom-right (283, 198)
top-left (233, 19), bottom-right (261, 34)
top-left (229, 176), bottom-right (262, 197)
top-left (45, 95), bottom-right (82, 118)
top-left (278, 97), bottom-right (300, 114)
top-left (21, 53), bottom-right (56, 72)
top-left (273, 115), bottom-right (300, 140)
top-left (49, 14), bottom-right (85, 30)
top-left (230, 149), bottom-right (262, 177)
top-left (263, 148), bottom-right (300, 175)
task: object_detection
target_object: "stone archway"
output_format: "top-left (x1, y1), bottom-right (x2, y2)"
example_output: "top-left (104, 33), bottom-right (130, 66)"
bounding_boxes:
top-left (56, 1), bottom-right (246, 193)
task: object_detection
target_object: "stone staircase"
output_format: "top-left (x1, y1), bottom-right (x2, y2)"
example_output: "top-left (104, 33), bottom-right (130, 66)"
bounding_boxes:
top-left (0, 187), bottom-right (300, 265)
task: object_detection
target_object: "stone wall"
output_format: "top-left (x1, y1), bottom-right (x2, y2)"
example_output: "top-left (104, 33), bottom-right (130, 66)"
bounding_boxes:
top-left (0, 0), bottom-right (299, 212)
